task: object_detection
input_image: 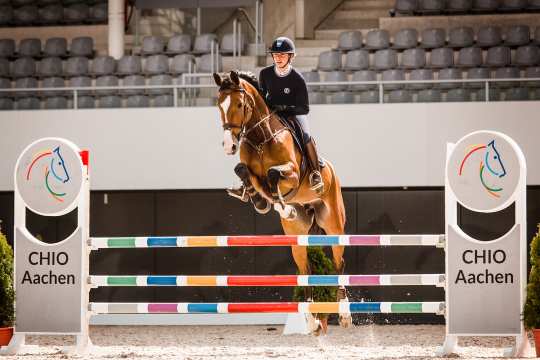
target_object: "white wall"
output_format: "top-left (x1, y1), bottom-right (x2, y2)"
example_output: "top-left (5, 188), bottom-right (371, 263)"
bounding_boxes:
top-left (0, 102), bottom-right (539, 191)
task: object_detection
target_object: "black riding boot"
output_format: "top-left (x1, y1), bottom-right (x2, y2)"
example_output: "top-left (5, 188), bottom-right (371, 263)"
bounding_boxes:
top-left (305, 138), bottom-right (324, 195)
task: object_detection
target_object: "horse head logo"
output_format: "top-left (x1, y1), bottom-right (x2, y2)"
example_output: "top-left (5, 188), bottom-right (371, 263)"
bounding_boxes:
top-left (26, 146), bottom-right (71, 202)
top-left (459, 140), bottom-right (507, 198)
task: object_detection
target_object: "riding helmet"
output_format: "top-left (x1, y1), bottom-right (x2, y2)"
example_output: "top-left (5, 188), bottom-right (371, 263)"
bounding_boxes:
top-left (268, 37), bottom-right (296, 54)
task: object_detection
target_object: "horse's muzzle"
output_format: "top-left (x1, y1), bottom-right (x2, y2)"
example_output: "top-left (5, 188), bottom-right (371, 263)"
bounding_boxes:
top-left (223, 129), bottom-right (238, 155)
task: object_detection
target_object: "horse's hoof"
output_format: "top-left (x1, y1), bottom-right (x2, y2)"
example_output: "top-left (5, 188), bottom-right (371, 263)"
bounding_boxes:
top-left (253, 199), bottom-right (271, 214)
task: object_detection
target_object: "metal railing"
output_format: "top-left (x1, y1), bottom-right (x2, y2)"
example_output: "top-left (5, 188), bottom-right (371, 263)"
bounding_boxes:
top-left (0, 76), bottom-right (538, 110)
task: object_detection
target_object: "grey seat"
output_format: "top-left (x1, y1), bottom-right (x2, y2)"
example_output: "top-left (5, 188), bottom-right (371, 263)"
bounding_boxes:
top-left (408, 69), bottom-right (434, 89)
top-left (505, 87), bottom-right (529, 100)
top-left (438, 68), bottom-right (462, 89)
top-left (350, 70), bottom-right (377, 91)
top-left (11, 0), bottom-right (33, 5)
top-left (95, 75), bottom-right (119, 95)
top-left (144, 54), bottom-right (168, 75)
top-left (91, 56), bottom-right (116, 75)
top-left (382, 69), bottom-right (405, 90)
top-left (220, 33), bottom-right (246, 54)
top-left (121, 74), bottom-right (145, 95)
top-left (514, 45), bottom-right (540, 66)
top-left (167, 34), bottom-right (191, 54)
top-left (98, 96), bottom-right (122, 108)
top-left (65, 56), bottom-right (89, 76)
top-left (192, 34), bottom-right (218, 54)
top-left (330, 91), bottom-right (354, 104)
top-left (0, 39), bottom-right (15, 58)
top-left (528, 0), bottom-right (540, 8)
top-left (499, 0), bottom-right (527, 10)
top-left (126, 95), bottom-right (150, 108)
top-left (476, 87), bottom-right (500, 101)
top-left (485, 46), bottom-right (511, 67)
top-left (38, 0), bottom-right (60, 4)
top-left (64, 3), bottom-right (89, 23)
top-left (317, 50), bottom-right (342, 71)
top-left (117, 55), bottom-right (142, 76)
top-left (141, 36), bottom-right (165, 55)
top-left (395, 0), bottom-right (418, 14)
top-left (418, 0), bottom-right (445, 13)
top-left (308, 91), bottom-right (326, 104)
top-left (535, 26), bottom-right (540, 44)
top-left (70, 37), bottom-right (93, 57)
top-left (148, 74), bottom-right (173, 95)
top-left (417, 89), bottom-right (442, 102)
top-left (198, 53), bottom-right (222, 72)
top-left (388, 89), bottom-right (412, 103)
top-left (44, 38), bottom-right (67, 57)
top-left (69, 76), bottom-right (92, 96)
top-left (466, 67), bottom-right (490, 88)
top-left (523, 66), bottom-right (540, 87)
top-left (494, 67), bottom-right (521, 88)
top-left (90, 3), bottom-right (107, 23)
top-left (421, 28), bottom-right (446, 49)
top-left (505, 25), bottom-right (530, 46)
top-left (19, 38), bottom-right (41, 58)
top-left (302, 70), bottom-right (320, 91)
top-left (39, 4), bottom-right (63, 24)
top-left (0, 6), bottom-right (13, 27)
top-left (336, 31), bottom-right (363, 51)
top-left (38, 57), bottom-right (63, 77)
top-left (170, 54), bottom-right (196, 74)
top-left (13, 5), bottom-right (38, 25)
top-left (448, 27), bottom-right (474, 48)
top-left (45, 96), bottom-right (68, 109)
top-left (153, 94), bottom-right (174, 107)
top-left (447, 0), bottom-right (473, 11)
top-left (401, 48), bottom-right (426, 69)
top-left (392, 29), bottom-right (418, 49)
top-left (17, 97), bottom-right (40, 109)
top-left (429, 47), bottom-right (454, 68)
top-left (446, 88), bottom-right (470, 102)
top-left (14, 77), bottom-right (38, 97)
top-left (373, 49), bottom-right (397, 70)
top-left (0, 77), bottom-right (11, 97)
top-left (0, 59), bottom-right (9, 78)
top-left (343, 50), bottom-right (369, 71)
top-left (365, 30), bottom-right (390, 50)
top-left (457, 47), bottom-right (483, 67)
top-left (477, 26), bottom-right (502, 47)
top-left (358, 90), bottom-right (379, 103)
top-left (472, 0), bottom-right (499, 10)
top-left (0, 98), bottom-right (14, 110)
top-left (323, 71), bottom-right (347, 92)
top-left (12, 57), bottom-right (36, 78)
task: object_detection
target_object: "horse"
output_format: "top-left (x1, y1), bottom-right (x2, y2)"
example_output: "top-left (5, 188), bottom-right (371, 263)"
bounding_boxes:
top-left (213, 70), bottom-right (351, 334)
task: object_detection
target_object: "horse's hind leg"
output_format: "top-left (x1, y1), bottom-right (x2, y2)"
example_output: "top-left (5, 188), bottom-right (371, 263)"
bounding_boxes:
top-left (234, 163), bottom-right (271, 214)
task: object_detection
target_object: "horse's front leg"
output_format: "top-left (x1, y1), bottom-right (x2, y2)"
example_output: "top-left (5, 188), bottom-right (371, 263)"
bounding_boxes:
top-left (233, 163), bottom-right (271, 214)
top-left (267, 162), bottom-right (299, 220)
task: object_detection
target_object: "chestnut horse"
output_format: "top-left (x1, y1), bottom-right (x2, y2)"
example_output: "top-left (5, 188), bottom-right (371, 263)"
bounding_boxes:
top-left (213, 71), bottom-right (351, 333)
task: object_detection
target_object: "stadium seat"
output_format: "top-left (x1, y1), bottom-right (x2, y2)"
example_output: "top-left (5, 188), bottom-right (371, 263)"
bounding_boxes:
top-left (330, 91), bottom-right (354, 104)
top-left (358, 90), bottom-right (379, 103)
top-left (38, 4), bottom-right (63, 24)
top-left (126, 95), bottom-right (150, 108)
top-left (446, 0), bottom-right (473, 12)
top-left (472, 0), bottom-right (499, 11)
top-left (308, 91), bottom-right (326, 104)
top-left (45, 96), bottom-right (68, 109)
top-left (14, 76), bottom-right (38, 97)
top-left (12, 57), bottom-right (36, 78)
top-left (323, 71), bottom-right (347, 92)
top-left (343, 50), bottom-right (369, 71)
top-left (148, 74), bottom-right (173, 95)
top-left (429, 47), bottom-right (454, 68)
top-left (192, 34), bottom-right (218, 54)
top-left (417, 89), bottom-right (442, 102)
top-left (44, 38), bottom-right (67, 57)
top-left (365, 30), bottom-right (390, 50)
top-left (408, 68), bottom-right (434, 89)
top-left (373, 49), bottom-right (398, 70)
top-left (170, 54), bottom-right (196, 74)
top-left (477, 26), bottom-right (502, 47)
top-left (90, 3), bottom-right (107, 23)
top-left (514, 45), bottom-right (539, 66)
top-left (382, 69), bottom-right (405, 90)
top-left (302, 70), bottom-right (320, 91)
top-left (388, 89), bottom-right (412, 102)
top-left (0, 97), bottom-right (13, 110)
top-left (65, 57), bottom-right (89, 77)
top-left (494, 67), bottom-right (521, 88)
top-left (499, 0), bottom-right (527, 11)
top-left (401, 48), bottom-right (426, 69)
top-left (64, 3), bottom-right (89, 23)
top-left (13, 5), bottom-right (38, 26)
top-left (70, 37), bottom-right (94, 57)
top-left (38, 57), bottom-right (63, 77)
top-left (117, 56), bottom-right (142, 76)
top-left (505, 87), bottom-right (529, 100)
top-left (121, 74), bottom-right (145, 95)
top-left (505, 25), bottom-right (530, 46)
top-left (17, 97), bottom-right (40, 109)
top-left (198, 53), bottom-right (222, 72)
top-left (0, 6), bottom-right (13, 27)
top-left (394, 0), bottom-right (418, 14)
top-left (0, 59), bottom-right (9, 78)
top-left (0, 39), bottom-right (15, 58)
top-left (448, 27), bottom-right (474, 48)
top-left (19, 38), bottom-right (41, 58)
top-left (95, 75), bottom-right (119, 95)
top-left (485, 46), bottom-right (511, 67)
top-left (446, 88), bottom-right (470, 101)
top-left (142, 36), bottom-right (165, 55)
top-left (91, 56), bottom-right (116, 76)
top-left (437, 67), bottom-right (463, 89)
top-left (144, 55), bottom-right (169, 75)
top-left (350, 70), bottom-right (377, 91)
top-left (466, 67), bottom-right (490, 88)
top-left (523, 66), bottom-right (540, 87)
top-left (153, 94), bottom-right (174, 107)
top-left (317, 50), bottom-right (342, 71)
top-left (457, 47), bottom-right (483, 67)
top-left (220, 33), bottom-right (246, 54)
top-left (69, 75), bottom-right (92, 96)
top-left (421, 28), bottom-right (446, 49)
top-left (392, 28), bottom-right (418, 49)
top-left (98, 95), bottom-right (122, 108)
top-left (417, 0), bottom-right (445, 14)
top-left (336, 31), bottom-right (363, 51)
top-left (167, 34), bottom-right (192, 54)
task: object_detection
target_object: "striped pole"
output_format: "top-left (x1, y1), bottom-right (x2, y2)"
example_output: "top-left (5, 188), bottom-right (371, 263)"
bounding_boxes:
top-left (90, 274), bottom-right (445, 287)
top-left (90, 302), bottom-right (445, 314)
top-left (89, 234), bottom-right (445, 249)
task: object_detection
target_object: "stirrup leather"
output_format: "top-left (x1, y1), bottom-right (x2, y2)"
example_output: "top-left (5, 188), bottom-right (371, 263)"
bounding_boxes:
top-left (309, 171), bottom-right (324, 194)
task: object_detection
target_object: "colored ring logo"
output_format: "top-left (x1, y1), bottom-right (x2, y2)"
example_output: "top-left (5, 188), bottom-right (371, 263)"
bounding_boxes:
top-left (26, 146), bottom-right (71, 202)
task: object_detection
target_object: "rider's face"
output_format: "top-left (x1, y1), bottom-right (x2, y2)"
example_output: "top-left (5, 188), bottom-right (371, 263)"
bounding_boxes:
top-left (272, 53), bottom-right (292, 68)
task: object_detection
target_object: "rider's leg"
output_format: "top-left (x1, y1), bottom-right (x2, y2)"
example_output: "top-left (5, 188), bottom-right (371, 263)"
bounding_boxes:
top-left (296, 115), bottom-right (324, 195)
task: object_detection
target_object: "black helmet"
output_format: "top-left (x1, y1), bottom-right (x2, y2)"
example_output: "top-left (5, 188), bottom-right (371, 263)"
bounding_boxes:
top-left (268, 37), bottom-right (295, 54)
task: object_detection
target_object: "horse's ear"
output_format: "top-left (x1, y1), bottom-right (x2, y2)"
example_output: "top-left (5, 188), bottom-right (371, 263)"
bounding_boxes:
top-left (213, 73), bottom-right (222, 87)
top-left (230, 70), bottom-right (240, 85)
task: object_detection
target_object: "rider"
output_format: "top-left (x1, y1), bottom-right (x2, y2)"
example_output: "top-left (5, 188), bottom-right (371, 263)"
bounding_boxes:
top-left (228, 36), bottom-right (325, 199)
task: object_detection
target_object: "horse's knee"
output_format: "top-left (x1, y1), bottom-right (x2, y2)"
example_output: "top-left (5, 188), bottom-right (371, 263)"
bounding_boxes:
top-left (234, 163), bottom-right (250, 182)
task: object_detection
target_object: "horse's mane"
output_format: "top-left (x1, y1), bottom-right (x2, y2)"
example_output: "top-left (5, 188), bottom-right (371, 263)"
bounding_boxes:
top-left (219, 71), bottom-right (264, 99)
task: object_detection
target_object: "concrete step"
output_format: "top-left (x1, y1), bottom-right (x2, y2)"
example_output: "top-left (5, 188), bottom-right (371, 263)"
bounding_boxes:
top-left (342, 0), bottom-right (395, 10)
top-left (295, 39), bottom-right (337, 47)
top-left (222, 56), bottom-right (259, 72)
top-left (315, 27), bottom-right (377, 40)
top-left (295, 46), bottom-right (331, 57)
top-left (317, 18), bottom-right (380, 31)
top-left (291, 56), bottom-right (319, 69)
top-left (334, 9), bottom-right (391, 20)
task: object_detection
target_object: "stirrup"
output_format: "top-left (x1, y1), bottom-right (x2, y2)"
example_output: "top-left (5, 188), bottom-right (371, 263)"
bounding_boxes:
top-left (226, 186), bottom-right (249, 202)
top-left (309, 171), bottom-right (324, 194)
